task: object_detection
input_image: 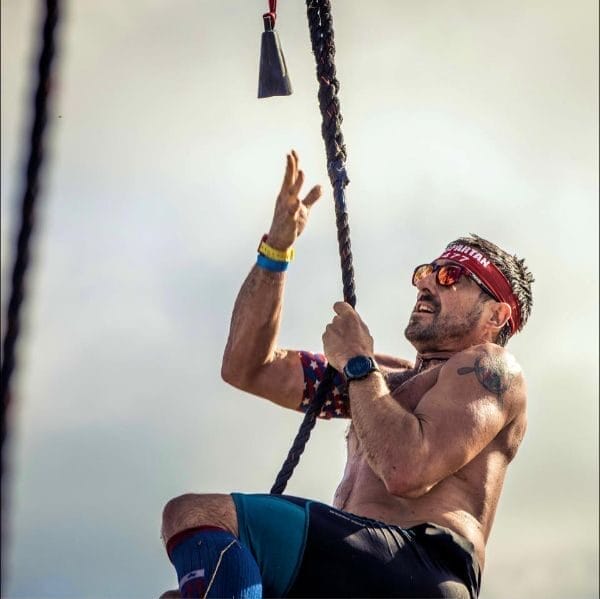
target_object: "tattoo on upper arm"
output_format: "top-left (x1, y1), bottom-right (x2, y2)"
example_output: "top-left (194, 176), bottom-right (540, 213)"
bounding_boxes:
top-left (457, 354), bottom-right (513, 402)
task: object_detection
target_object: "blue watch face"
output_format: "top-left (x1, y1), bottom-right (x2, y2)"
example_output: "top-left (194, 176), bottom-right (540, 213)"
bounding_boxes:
top-left (345, 355), bottom-right (373, 378)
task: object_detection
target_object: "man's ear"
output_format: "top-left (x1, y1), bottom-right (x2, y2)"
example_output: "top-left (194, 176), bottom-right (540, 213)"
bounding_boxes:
top-left (488, 301), bottom-right (511, 331)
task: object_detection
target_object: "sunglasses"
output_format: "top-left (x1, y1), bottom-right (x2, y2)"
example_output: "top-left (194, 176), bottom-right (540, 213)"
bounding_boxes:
top-left (412, 262), bottom-right (497, 300)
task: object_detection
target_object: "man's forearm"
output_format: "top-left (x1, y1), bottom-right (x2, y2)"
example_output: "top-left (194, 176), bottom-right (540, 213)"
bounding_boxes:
top-left (221, 265), bottom-right (286, 384)
top-left (349, 372), bottom-right (426, 495)
top-left (221, 150), bottom-right (321, 391)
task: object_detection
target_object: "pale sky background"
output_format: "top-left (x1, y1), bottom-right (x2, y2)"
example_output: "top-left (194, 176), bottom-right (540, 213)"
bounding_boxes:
top-left (1, 1), bottom-right (598, 598)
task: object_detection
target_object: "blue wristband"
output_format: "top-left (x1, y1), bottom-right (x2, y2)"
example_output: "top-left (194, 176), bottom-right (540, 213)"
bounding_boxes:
top-left (257, 253), bottom-right (289, 272)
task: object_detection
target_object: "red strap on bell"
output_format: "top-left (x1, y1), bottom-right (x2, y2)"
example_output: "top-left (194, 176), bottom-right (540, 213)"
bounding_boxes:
top-left (263, 0), bottom-right (277, 30)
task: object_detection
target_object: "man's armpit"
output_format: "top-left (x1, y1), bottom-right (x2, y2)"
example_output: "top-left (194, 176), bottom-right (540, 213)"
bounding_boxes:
top-left (298, 351), bottom-right (350, 419)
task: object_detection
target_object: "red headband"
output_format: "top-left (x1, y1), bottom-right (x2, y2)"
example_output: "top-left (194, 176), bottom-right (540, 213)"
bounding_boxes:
top-left (436, 244), bottom-right (522, 334)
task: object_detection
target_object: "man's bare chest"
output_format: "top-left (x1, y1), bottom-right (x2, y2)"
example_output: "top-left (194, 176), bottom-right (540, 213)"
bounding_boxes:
top-left (346, 365), bottom-right (443, 453)
top-left (385, 365), bottom-right (443, 411)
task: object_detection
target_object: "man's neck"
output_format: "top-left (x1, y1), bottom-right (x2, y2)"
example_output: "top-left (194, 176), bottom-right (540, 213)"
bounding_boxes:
top-left (414, 350), bottom-right (455, 373)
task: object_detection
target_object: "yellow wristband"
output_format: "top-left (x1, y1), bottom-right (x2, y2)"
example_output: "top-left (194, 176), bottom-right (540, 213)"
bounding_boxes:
top-left (257, 236), bottom-right (295, 262)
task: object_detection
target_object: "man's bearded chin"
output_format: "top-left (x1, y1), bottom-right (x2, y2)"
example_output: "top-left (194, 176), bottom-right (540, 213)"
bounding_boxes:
top-left (404, 304), bottom-right (483, 351)
top-left (404, 313), bottom-right (451, 349)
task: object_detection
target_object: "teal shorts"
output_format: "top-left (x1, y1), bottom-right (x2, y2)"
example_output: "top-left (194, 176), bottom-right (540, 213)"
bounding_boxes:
top-left (231, 493), bottom-right (310, 597)
top-left (231, 493), bottom-right (481, 598)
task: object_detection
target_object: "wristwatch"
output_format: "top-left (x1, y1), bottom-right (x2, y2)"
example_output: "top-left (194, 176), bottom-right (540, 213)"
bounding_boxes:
top-left (343, 355), bottom-right (379, 382)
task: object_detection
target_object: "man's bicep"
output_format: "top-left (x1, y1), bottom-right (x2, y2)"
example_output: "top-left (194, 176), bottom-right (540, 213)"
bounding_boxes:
top-left (414, 346), bottom-right (521, 483)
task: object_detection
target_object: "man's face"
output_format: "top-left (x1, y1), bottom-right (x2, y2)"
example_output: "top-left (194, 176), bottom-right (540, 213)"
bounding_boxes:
top-left (404, 260), bottom-right (488, 352)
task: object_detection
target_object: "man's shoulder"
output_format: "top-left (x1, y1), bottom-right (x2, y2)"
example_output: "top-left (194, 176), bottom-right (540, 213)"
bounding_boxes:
top-left (440, 343), bottom-right (527, 410)
top-left (447, 343), bottom-right (521, 370)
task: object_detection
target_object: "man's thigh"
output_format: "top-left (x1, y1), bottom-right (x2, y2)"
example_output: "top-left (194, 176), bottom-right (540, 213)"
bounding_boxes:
top-left (231, 493), bottom-right (310, 598)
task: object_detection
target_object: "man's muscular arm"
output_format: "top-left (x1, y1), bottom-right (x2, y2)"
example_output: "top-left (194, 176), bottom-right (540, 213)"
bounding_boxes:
top-left (349, 344), bottom-right (524, 497)
top-left (221, 151), bottom-right (321, 410)
top-left (221, 265), bottom-right (300, 407)
top-left (322, 302), bottom-right (526, 498)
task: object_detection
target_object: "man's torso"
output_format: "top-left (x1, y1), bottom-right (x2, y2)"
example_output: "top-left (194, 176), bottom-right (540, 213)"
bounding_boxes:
top-left (332, 357), bottom-right (527, 570)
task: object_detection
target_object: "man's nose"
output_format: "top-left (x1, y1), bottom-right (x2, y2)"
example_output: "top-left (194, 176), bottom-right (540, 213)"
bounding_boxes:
top-left (415, 271), bottom-right (436, 292)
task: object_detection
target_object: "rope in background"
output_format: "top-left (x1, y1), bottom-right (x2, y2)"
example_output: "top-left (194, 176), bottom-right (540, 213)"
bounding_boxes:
top-left (0, 0), bottom-right (347, 500)
top-left (1, 0), bottom-right (60, 483)
top-left (271, 0), bottom-right (356, 494)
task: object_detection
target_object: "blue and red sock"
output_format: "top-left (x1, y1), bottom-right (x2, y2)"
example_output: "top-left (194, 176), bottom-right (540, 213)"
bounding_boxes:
top-left (167, 526), bottom-right (262, 598)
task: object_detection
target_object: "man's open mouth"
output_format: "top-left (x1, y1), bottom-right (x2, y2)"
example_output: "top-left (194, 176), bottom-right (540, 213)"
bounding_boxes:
top-left (414, 302), bottom-right (436, 314)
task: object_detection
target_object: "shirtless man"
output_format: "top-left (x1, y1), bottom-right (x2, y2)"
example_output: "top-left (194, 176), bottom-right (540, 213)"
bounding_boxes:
top-left (160, 151), bottom-right (534, 598)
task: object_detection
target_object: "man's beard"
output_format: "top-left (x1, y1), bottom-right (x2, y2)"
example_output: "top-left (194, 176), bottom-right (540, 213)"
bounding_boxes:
top-left (404, 301), bottom-right (484, 347)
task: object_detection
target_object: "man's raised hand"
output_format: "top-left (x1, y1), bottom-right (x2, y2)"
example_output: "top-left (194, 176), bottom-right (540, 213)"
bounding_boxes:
top-left (267, 150), bottom-right (322, 250)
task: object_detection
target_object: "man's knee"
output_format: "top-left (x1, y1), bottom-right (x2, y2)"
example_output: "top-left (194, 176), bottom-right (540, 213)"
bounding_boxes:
top-left (161, 493), bottom-right (238, 545)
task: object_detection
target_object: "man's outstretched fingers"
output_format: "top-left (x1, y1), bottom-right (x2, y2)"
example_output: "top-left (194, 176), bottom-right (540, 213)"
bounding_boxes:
top-left (281, 153), bottom-right (294, 190)
top-left (290, 169), bottom-right (305, 197)
top-left (290, 150), bottom-right (298, 183)
top-left (303, 184), bottom-right (322, 208)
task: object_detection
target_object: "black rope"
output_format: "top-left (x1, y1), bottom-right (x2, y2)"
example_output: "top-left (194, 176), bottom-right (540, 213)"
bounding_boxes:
top-left (271, 0), bottom-right (356, 494)
top-left (1, 0), bottom-right (60, 482)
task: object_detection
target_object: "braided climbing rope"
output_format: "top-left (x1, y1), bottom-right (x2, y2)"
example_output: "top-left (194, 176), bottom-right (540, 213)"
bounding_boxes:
top-left (0, 0), bottom-right (349, 499)
top-left (271, 0), bottom-right (355, 494)
top-left (1, 0), bottom-right (60, 480)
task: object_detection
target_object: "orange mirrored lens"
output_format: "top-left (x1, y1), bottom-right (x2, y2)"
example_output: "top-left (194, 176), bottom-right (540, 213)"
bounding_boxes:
top-left (438, 265), bottom-right (463, 286)
top-left (412, 264), bottom-right (433, 285)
